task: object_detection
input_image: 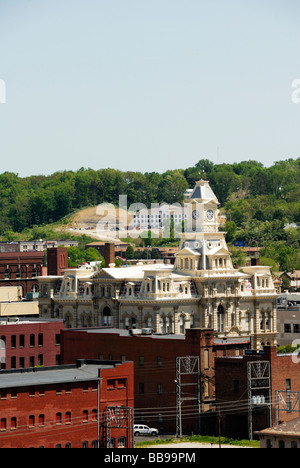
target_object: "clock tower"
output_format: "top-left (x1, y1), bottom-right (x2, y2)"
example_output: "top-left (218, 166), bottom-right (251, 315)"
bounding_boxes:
top-left (185, 179), bottom-right (219, 233)
top-left (175, 180), bottom-right (233, 272)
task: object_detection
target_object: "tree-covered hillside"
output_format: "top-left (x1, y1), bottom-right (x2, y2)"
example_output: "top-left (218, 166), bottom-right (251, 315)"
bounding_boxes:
top-left (0, 158), bottom-right (299, 270)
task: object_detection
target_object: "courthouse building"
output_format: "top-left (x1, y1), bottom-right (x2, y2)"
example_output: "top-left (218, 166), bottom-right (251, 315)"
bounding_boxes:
top-left (38, 180), bottom-right (278, 350)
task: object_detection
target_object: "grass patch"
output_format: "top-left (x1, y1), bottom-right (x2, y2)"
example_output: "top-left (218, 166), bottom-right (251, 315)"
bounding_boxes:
top-left (135, 435), bottom-right (260, 448)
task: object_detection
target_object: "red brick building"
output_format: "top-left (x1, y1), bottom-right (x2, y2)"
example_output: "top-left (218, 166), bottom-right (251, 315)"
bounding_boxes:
top-left (0, 251), bottom-right (45, 297)
top-left (0, 359), bottom-right (134, 448)
top-left (215, 346), bottom-right (300, 439)
top-left (0, 247), bottom-right (68, 298)
top-left (0, 319), bottom-right (65, 370)
top-left (61, 327), bottom-right (217, 435)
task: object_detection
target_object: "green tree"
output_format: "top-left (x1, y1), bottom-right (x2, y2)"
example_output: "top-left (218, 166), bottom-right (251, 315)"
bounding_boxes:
top-left (125, 245), bottom-right (135, 259)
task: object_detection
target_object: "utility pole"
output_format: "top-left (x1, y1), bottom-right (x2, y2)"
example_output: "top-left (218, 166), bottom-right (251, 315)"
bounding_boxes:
top-left (176, 356), bottom-right (201, 438)
top-left (218, 407), bottom-right (221, 448)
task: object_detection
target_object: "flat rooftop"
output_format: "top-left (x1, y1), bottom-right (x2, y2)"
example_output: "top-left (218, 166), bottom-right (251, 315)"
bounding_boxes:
top-left (64, 327), bottom-right (251, 345)
top-left (0, 359), bottom-right (125, 389)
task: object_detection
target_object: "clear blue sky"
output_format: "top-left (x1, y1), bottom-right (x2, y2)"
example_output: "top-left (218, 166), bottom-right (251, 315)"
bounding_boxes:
top-left (0, 0), bottom-right (300, 177)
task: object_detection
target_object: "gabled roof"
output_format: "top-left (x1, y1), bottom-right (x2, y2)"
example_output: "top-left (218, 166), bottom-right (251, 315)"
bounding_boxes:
top-left (206, 246), bottom-right (231, 257)
top-left (176, 247), bottom-right (201, 257)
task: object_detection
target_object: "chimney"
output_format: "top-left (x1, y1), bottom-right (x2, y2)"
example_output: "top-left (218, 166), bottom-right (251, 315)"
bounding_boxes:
top-left (105, 243), bottom-right (115, 268)
top-left (47, 247), bottom-right (68, 275)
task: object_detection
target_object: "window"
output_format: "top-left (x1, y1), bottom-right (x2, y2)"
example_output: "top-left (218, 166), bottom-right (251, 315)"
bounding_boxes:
top-left (260, 312), bottom-right (265, 331)
top-left (11, 417), bottom-right (16, 430)
top-left (83, 410), bottom-right (88, 423)
top-left (233, 380), bottom-right (240, 393)
top-left (157, 357), bottom-right (162, 367)
top-left (107, 379), bottom-right (115, 390)
top-left (38, 333), bottom-right (43, 346)
top-left (56, 413), bottom-right (62, 425)
top-left (217, 305), bottom-right (224, 333)
top-left (30, 334), bottom-right (35, 347)
top-left (11, 335), bottom-right (16, 349)
top-left (55, 334), bottom-right (60, 345)
top-left (118, 437), bottom-right (126, 448)
top-left (284, 323), bottom-right (291, 333)
top-left (190, 315), bottom-right (194, 328)
top-left (1, 418), bottom-right (6, 431)
top-left (246, 312), bottom-right (251, 332)
top-left (180, 315), bottom-right (185, 334)
top-left (139, 356), bottom-right (144, 367)
top-left (103, 307), bottom-right (112, 326)
top-left (294, 324), bottom-right (300, 334)
top-left (66, 412), bottom-right (71, 424)
top-left (92, 409), bottom-right (97, 421)
top-left (139, 383), bottom-right (145, 394)
top-left (118, 379), bottom-right (126, 388)
top-left (204, 349), bottom-right (209, 370)
top-left (11, 356), bottom-right (16, 369)
top-left (157, 384), bottom-right (162, 394)
top-left (29, 415), bottom-right (35, 427)
top-left (19, 335), bottom-right (25, 348)
top-left (39, 414), bottom-right (45, 426)
top-left (266, 439), bottom-right (272, 448)
top-left (286, 379), bottom-right (291, 391)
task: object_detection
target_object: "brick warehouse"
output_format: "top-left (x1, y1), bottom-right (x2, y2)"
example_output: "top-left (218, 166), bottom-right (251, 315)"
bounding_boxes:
top-left (215, 346), bottom-right (300, 439)
top-left (0, 319), bottom-right (65, 370)
top-left (61, 327), bottom-right (219, 435)
top-left (0, 359), bottom-right (134, 448)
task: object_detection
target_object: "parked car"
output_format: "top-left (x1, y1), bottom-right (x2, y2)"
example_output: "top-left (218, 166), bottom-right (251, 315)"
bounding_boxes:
top-left (134, 424), bottom-right (159, 436)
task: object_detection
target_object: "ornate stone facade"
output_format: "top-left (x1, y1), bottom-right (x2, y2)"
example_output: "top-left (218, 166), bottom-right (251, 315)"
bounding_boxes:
top-left (38, 180), bottom-right (278, 350)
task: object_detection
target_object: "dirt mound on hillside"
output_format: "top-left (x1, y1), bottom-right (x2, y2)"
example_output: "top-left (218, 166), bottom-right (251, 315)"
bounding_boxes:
top-left (65, 205), bottom-right (133, 230)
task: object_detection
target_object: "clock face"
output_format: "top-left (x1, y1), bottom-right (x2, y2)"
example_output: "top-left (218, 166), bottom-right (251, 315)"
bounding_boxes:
top-left (192, 210), bottom-right (200, 220)
top-left (206, 209), bottom-right (214, 221)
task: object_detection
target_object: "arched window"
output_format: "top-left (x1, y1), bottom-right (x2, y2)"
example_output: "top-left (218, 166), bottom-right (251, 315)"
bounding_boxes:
top-left (103, 307), bottom-right (112, 327)
top-left (260, 312), bottom-right (265, 330)
top-left (180, 315), bottom-right (185, 334)
top-left (217, 304), bottom-right (225, 333)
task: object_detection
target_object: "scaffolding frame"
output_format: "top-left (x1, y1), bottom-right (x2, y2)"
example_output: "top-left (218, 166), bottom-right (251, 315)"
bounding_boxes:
top-left (275, 390), bottom-right (300, 424)
top-left (247, 360), bottom-right (272, 440)
top-left (105, 405), bottom-right (134, 448)
top-left (176, 356), bottom-right (201, 437)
